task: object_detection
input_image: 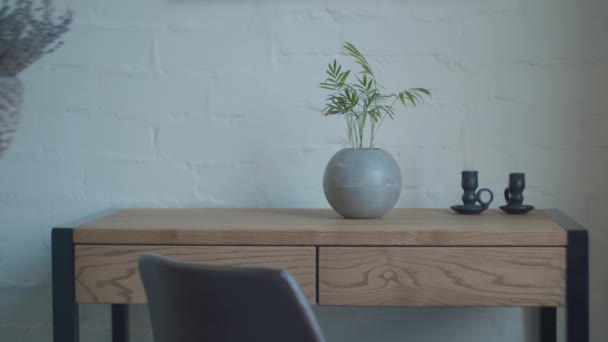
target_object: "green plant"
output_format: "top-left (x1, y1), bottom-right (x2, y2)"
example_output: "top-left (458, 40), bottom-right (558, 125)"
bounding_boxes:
top-left (0, 0), bottom-right (73, 76)
top-left (319, 42), bottom-right (431, 149)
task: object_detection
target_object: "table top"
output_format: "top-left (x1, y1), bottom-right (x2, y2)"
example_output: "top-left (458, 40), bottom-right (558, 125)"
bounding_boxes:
top-left (72, 208), bottom-right (567, 246)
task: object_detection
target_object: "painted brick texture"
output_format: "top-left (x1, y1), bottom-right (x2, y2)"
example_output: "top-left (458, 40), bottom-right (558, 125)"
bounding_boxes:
top-left (0, 0), bottom-right (607, 341)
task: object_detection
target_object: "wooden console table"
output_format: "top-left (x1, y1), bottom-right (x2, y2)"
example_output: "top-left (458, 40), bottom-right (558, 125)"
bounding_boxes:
top-left (51, 208), bottom-right (588, 342)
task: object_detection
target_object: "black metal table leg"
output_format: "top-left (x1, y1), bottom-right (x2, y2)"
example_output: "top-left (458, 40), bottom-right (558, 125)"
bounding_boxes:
top-left (566, 229), bottom-right (589, 342)
top-left (545, 210), bottom-right (589, 342)
top-left (52, 228), bottom-right (79, 342)
top-left (112, 304), bottom-right (129, 342)
top-left (540, 307), bottom-right (557, 342)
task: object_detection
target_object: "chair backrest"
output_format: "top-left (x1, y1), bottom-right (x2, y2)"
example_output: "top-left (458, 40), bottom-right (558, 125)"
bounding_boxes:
top-left (138, 253), bottom-right (325, 342)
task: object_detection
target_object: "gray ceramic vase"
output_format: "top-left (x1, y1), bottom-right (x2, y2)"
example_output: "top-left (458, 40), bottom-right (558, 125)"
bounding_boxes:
top-left (323, 148), bottom-right (402, 219)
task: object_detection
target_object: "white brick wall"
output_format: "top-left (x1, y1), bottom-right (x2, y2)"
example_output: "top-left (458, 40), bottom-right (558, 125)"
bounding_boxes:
top-left (1, 0), bottom-right (607, 341)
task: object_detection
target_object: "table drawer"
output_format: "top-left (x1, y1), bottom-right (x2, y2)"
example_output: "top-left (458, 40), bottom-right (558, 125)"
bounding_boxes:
top-left (319, 247), bottom-right (565, 306)
top-left (75, 245), bottom-right (316, 304)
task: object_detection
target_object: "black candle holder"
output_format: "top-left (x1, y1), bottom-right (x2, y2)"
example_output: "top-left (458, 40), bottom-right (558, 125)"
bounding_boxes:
top-left (500, 173), bottom-right (534, 214)
top-left (451, 170), bottom-right (494, 214)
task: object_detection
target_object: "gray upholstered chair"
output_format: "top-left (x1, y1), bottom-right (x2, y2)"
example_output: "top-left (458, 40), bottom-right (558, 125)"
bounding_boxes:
top-left (138, 253), bottom-right (325, 342)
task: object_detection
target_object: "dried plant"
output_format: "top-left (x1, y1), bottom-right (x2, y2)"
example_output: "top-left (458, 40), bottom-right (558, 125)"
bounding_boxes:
top-left (0, 0), bottom-right (72, 76)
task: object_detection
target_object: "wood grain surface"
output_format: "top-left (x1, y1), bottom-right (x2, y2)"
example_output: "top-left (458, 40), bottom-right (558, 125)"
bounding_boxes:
top-left (319, 247), bottom-right (565, 306)
top-left (74, 208), bottom-right (566, 246)
top-left (75, 245), bottom-right (316, 304)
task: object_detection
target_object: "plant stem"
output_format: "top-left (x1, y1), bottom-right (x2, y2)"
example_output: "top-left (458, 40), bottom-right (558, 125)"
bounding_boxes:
top-left (358, 112), bottom-right (366, 149)
top-left (370, 118), bottom-right (376, 148)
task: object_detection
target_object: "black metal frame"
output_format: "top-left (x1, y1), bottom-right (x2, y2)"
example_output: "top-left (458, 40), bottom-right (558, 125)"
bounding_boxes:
top-left (112, 304), bottom-right (129, 342)
top-left (52, 228), bottom-right (79, 342)
top-left (540, 307), bottom-right (557, 342)
top-left (543, 210), bottom-right (589, 342)
top-left (52, 210), bottom-right (588, 342)
top-left (52, 227), bottom-right (130, 342)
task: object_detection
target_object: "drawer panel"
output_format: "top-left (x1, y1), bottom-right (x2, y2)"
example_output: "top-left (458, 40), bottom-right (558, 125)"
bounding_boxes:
top-left (75, 245), bottom-right (316, 304)
top-left (319, 247), bottom-right (565, 306)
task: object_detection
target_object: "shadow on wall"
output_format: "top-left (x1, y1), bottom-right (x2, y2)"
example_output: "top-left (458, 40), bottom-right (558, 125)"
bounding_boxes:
top-left (314, 306), bottom-right (539, 342)
top-left (61, 305), bottom-right (544, 341)
top-left (0, 285), bottom-right (53, 339)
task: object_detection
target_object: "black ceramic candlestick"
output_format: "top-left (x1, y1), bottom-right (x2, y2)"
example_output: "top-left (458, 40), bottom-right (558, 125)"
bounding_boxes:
top-left (461, 170), bottom-right (480, 206)
top-left (451, 170), bottom-right (494, 215)
top-left (505, 172), bottom-right (525, 205)
top-left (500, 173), bottom-right (534, 214)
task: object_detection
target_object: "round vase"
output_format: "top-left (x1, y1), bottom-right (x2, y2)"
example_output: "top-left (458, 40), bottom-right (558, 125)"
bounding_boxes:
top-left (323, 148), bottom-right (402, 219)
top-left (0, 76), bottom-right (23, 156)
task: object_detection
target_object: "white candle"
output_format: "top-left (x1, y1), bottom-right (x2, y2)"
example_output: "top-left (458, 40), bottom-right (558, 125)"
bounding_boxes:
top-left (461, 124), bottom-right (474, 171)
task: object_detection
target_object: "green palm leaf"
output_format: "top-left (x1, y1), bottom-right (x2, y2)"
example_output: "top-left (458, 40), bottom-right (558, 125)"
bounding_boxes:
top-left (318, 42), bottom-right (433, 149)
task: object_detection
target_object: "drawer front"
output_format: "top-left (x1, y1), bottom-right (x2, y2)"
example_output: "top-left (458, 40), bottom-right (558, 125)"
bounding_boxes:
top-left (75, 245), bottom-right (316, 304)
top-left (319, 247), bottom-right (565, 306)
